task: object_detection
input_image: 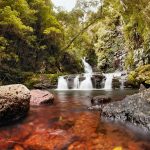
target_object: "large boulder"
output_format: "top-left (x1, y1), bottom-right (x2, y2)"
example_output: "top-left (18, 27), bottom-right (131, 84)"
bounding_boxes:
top-left (89, 96), bottom-right (112, 111)
top-left (101, 89), bottom-right (150, 131)
top-left (0, 84), bottom-right (30, 125)
top-left (30, 90), bottom-right (54, 106)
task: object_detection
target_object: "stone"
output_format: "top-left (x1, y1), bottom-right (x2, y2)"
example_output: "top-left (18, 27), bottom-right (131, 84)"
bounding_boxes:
top-left (124, 80), bottom-right (133, 88)
top-left (101, 89), bottom-right (150, 131)
top-left (91, 96), bottom-right (111, 105)
top-left (88, 105), bottom-right (102, 111)
top-left (91, 74), bottom-right (105, 89)
top-left (112, 78), bottom-right (121, 89)
top-left (30, 90), bottom-right (54, 106)
top-left (33, 82), bottom-right (56, 89)
top-left (0, 84), bottom-right (30, 125)
top-left (139, 84), bottom-right (146, 92)
top-left (24, 129), bottom-right (73, 150)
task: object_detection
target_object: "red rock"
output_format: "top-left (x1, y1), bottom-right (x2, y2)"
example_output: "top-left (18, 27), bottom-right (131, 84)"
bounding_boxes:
top-left (68, 141), bottom-right (88, 150)
top-left (69, 113), bottom-right (99, 139)
top-left (14, 145), bottom-right (24, 150)
top-left (24, 129), bottom-right (73, 150)
top-left (30, 90), bottom-right (54, 106)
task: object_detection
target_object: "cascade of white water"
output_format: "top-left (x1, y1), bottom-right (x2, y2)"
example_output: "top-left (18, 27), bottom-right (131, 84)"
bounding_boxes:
top-left (120, 79), bottom-right (125, 89)
top-left (104, 72), bottom-right (126, 90)
top-left (104, 73), bottom-right (114, 90)
top-left (79, 57), bottom-right (93, 89)
top-left (120, 71), bottom-right (127, 89)
top-left (73, 75), bottom-right (80, 89)
top-left (79, 73), bottom-right (93, 90)
top-left (81, 57), bottom-right (93, 73)
top-left (57, 76), bottom-right (68, 90)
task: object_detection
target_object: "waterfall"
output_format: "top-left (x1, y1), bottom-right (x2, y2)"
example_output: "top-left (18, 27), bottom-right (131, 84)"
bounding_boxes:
top-left (120, 79), bottom-right (124, 90)
top-left (73, 75), bottom-right (80, 89)
top-left (79, 57), bottom-right (93, 89)
top-left (57, 76), bottom-right (68, 90)
top-left (79, 73), bottom-right (93, 90)
top-left (81, 57), bottom-right (93, 73)
top-left (120, 72), bottom-right (127, 89)
top-left (104, 72), bottom-right (126, 90)
top-left (56, 56), bottom-right (126, 90)
top-left (104, 73), bottom-right (114, 90)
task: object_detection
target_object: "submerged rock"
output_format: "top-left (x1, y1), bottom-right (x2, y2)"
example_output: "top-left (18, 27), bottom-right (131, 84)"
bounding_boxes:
top-left (0, 84), bottom-right (30, 125)
top-left (24, 129), bottom-right (73, 150)
top-left (101, 89), bottom-right (150, 131)
top-left (91, 96), bottom-right (111, 105)
top-left (30, 90), bottom-right (54, 106)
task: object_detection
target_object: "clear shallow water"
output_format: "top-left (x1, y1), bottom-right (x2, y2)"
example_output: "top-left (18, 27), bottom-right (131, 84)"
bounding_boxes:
top-left (0, 89), bottom-right (150, 150)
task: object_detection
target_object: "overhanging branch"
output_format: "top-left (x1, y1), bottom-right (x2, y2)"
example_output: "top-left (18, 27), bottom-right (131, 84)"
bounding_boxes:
top-left (62, 15), bottom-right (101, 51)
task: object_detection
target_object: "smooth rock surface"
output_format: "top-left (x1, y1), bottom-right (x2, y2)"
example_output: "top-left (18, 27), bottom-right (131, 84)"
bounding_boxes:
top-left (30, 90), bottom-right (54, 106)
top-left (0, 84), bottom-right (30, 124)
top-left (101, 89), bottom-right (150, 131)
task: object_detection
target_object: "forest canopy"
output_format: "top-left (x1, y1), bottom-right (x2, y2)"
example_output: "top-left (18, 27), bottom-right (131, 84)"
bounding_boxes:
top-left (0, 0), bottom-right (150, 86)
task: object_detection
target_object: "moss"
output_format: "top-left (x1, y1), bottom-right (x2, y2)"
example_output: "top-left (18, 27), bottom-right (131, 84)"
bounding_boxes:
top-left (24, 73), bottom-right (64, 88)
top-left (128, 64), bottom-right (150, 87)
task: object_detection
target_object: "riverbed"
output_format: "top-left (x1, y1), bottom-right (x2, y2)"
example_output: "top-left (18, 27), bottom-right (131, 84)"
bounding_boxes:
top-left (0, 89), bottom-right (150, 150)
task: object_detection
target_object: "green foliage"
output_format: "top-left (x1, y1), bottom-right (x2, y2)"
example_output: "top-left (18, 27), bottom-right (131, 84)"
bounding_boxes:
top-left (91, 0), bottom-right (150, 71)
top-left (128, 64), bottom-right (150, 86)
top-left (125, 51), bottom-right (134, 69)
top-left (24, 73), bottom-right (63, 88)
top-left (0, 0), bottom-right (150, 85)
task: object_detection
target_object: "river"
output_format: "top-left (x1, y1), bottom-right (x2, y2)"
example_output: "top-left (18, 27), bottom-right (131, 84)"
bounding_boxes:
top-left (0, 89), bottom-right (150, 150)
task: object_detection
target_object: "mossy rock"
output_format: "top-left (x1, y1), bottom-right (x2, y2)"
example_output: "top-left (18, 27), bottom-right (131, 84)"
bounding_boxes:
top-left (24, 73), bottom-right (64, 88)
top-left (128, 65), bottom-right (150, 88)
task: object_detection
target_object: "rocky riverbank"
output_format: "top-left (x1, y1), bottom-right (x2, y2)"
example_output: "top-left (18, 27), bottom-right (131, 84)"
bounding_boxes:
top-left (90, 88), bottom-right (150, 131)
top-left (0, 84), bottom-right (30, 125)
top-left (0, 84), bottom-right (55, 125)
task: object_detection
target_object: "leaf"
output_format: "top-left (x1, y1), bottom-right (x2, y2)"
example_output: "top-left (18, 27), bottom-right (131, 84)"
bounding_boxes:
top-left (59, 116), bottom-right (63, 121)
top-left (43, 27), bottom-right (61, 35)
top-left (113, 146), bottom-right (123, 150)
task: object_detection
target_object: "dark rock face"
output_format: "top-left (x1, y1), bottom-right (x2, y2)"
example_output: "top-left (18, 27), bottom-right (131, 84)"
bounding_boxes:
top-left (91, 96), bottom-right (111, 105)
top-left (102, 89), bottom-right (150, 131)
top-left (112, 78), bottom-right (121, 89)
top-left (91, 74), bottom-right (105, 88)
top-left (124, 80), bottom-right (133, 88)
top-left (67, 76), bottom-right (75, 89)
top-left (30, 90), bottom-right (54, 106)
top-left (0, 84), bottom-right (30, 125)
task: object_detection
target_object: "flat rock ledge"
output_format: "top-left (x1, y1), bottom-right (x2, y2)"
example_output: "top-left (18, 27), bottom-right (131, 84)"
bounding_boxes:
top-left (100, 89), bottom-right (150, 131)
top-left (30, 90), bottom-right (54, 106)
top-left (0, 84), bottom-right (30, 125)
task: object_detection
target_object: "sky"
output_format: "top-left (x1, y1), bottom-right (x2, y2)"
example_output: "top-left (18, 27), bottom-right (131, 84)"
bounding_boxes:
top-left (51, 0), bottom-right (76, 11)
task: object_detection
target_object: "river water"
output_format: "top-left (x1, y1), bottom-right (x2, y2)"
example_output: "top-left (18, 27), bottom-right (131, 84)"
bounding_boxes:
top-left (0, 89), bottom-right (150, 150)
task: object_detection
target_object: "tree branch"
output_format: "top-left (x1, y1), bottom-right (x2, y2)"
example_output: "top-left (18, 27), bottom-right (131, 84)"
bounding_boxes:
top-left (62, 15), bottom-right (101, 51)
